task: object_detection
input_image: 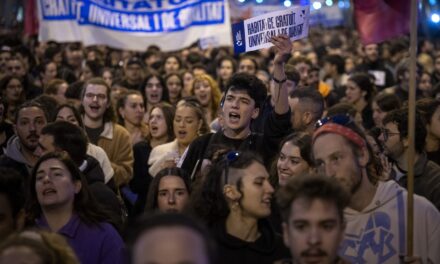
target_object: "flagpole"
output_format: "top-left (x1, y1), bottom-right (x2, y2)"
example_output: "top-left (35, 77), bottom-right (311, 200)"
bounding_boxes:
top-left (407, 0), bottom-right (417, 257)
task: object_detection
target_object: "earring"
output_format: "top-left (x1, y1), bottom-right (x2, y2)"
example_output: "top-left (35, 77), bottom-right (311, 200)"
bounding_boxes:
top-left (231, 200), bottom-right (239, 211)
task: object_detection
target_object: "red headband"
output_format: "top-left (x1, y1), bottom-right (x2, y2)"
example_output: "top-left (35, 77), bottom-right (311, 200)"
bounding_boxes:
top-left (313, 123), bottom-right (366, 149)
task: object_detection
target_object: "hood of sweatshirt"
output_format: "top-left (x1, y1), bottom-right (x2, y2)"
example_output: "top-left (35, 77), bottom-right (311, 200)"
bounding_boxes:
top-left (80, 155), bottom-right (106, 184)
top-left (3, 135), bottom-right (29, 165)
top-left (345, 181), bottom-right (403, 216)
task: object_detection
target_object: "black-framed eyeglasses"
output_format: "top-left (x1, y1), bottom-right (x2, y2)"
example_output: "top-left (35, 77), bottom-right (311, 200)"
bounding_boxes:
top-left (315, 114), bottom-right (352, 129)
top-left (380, 128), bottom-right (400, 141)
top-left (224, 151), bottom-right (240, 185)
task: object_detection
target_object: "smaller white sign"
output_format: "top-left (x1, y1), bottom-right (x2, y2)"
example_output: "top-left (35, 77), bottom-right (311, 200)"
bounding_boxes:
top-left (232, 5), bottom-right (310, 54)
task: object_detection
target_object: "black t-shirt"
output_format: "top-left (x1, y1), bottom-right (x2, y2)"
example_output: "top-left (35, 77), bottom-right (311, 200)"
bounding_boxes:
top-left (181, 110), bottom-right (292, 179)
top-left (211, 219), bottom-right (290, 264)
top-left (85, 125), bottom-right (105, 145)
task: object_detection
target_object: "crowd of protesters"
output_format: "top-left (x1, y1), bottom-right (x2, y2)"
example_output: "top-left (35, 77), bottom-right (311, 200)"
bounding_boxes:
top-left (1, 26), bottom-right (440, 264)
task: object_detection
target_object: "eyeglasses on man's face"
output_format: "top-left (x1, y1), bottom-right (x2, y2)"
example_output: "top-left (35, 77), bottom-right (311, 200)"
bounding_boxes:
top-left (380, 128), bottom-right (400, 141)
top-left (85, 93), bottom-right (107, 101)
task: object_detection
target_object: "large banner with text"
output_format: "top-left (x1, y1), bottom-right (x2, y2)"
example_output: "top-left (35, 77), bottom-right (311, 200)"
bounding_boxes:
top-left (38, 0), bottom-right (232, 51)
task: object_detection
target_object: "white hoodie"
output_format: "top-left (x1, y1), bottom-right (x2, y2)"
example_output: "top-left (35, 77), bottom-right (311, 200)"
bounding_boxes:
top-left (340, 181), bottom-right (440, 264)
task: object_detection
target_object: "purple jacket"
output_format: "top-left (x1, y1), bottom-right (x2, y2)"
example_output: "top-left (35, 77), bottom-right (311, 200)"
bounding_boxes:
top-left (37, 214), bottom-right (127, 264)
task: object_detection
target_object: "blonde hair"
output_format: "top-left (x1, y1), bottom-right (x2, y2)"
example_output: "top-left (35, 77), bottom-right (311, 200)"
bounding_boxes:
top-left (190, 73), bottom-right (222, 122)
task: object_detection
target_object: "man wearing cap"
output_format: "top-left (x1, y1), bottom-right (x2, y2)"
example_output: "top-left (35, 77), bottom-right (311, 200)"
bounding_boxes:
top-left (121, 57), bottom-right (145, 90)
top-left (312, 115), bottom-right (440, 263)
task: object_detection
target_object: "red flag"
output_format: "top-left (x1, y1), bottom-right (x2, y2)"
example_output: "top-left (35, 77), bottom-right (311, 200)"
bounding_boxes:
top-left (24, 0), bottom-right (39, 37)
top-left (354, 0), bottom-right (410, 45)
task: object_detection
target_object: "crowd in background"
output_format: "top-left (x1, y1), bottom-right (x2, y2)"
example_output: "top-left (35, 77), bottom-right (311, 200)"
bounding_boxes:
top-left (0, 25), bottom-right (440, 263)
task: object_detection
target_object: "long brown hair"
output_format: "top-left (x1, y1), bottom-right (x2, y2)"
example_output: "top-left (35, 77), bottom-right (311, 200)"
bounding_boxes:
top-left (26, 152), bottom-right (115, 228)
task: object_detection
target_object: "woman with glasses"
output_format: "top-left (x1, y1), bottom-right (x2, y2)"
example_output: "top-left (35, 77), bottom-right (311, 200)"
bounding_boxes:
top-left (191, 151), bottom-right (290, 264)
top-left (344, 72), bottom-right (376, 130)
top-left (148, 98), bottom-right (209, 177)
top-left (27, 152), bottom-right (126, 264)
top-left (143, 73), bottom-right (169, 121)
top-left (190, 73), bottom-right (222, 125)
top-left (144, 167), bottom-right (191, 213)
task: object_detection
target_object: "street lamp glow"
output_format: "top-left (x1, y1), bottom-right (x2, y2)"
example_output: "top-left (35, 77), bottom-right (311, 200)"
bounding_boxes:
top-left (284, 0), bottom-right (292, 7)
top-left (432, 13), bottom-right (440, 23)
top-left (312, 1), bottom-right (322, 10)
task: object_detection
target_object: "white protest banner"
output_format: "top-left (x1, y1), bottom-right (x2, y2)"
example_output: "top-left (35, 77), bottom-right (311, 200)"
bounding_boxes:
top-left (232, 5), bottom-right (310, 54)
top-left (199, 35), bottom-right (221, 50)
top-left (38, 0), bottom-right (232, 52)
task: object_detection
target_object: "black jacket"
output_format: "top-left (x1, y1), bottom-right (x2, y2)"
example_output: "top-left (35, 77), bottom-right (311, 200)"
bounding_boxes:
top-left (82, 155), bottom-right (125, 230)
top-left (181, 110), bottom-right (291, 179)
top-left (395, 152), bottom-right (440, 211)
top-left (212, 219), bottom-right (290, 264)
top-left (355, 60), bottom-right (394, 90)
top-left (130, 140), bottom-right (153, 217)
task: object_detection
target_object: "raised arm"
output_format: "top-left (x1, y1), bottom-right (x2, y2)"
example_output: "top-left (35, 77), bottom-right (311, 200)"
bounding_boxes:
top-left (270, 34), bottom-right (292, 115)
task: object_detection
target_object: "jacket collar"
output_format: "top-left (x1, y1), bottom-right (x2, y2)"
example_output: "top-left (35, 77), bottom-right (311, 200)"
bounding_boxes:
top-left (100, 122), bottom-right (114, 140)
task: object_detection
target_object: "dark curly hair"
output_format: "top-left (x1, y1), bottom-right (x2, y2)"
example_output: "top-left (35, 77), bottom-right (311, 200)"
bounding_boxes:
top-left (382, 108), bottom-right (427, 154)
top-left (190, 151), bottom-right (264, 226)
top-left (224, 73), bottom-right (267, 109)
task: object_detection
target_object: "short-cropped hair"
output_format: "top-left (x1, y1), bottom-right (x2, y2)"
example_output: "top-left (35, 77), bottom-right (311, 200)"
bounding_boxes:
top-left (277, 173), bottom-right (350, 223)
top-left (125, 212), bottom-right (217, 264)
